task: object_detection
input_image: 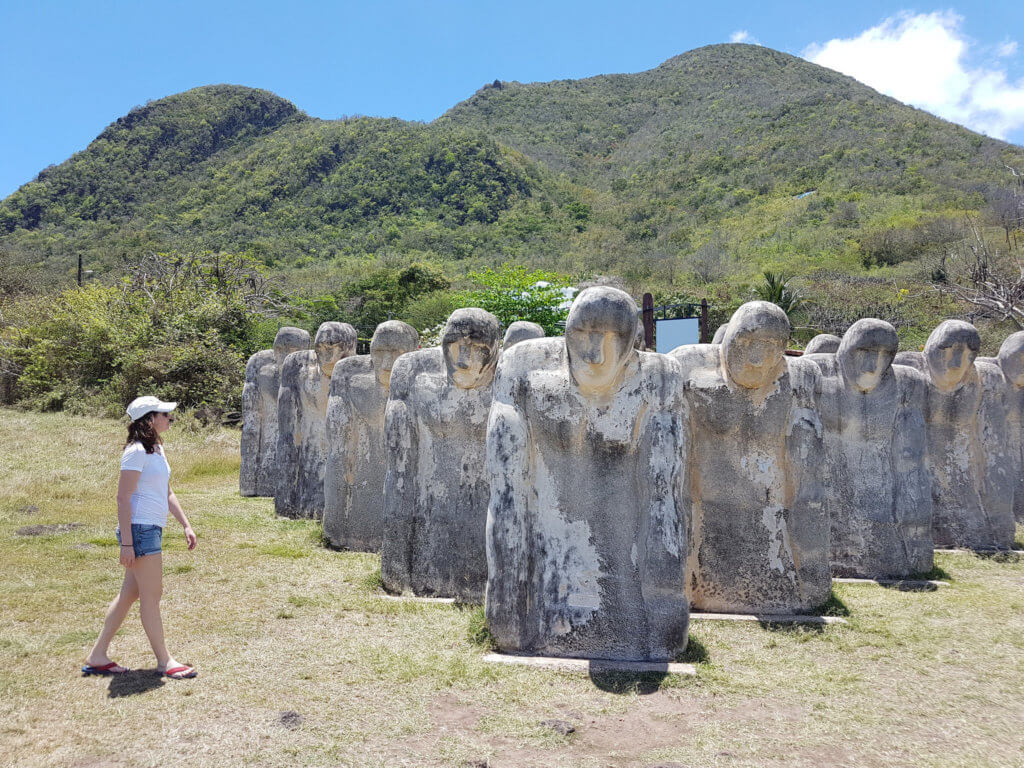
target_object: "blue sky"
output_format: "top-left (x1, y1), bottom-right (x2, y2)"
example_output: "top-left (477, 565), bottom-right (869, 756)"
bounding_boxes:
top-left (2, 1), bottom-right (1023, 198)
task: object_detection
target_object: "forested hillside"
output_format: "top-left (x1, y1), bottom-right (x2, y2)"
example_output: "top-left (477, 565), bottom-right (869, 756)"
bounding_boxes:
top-left (2, 44), bottom-right (1022, 415)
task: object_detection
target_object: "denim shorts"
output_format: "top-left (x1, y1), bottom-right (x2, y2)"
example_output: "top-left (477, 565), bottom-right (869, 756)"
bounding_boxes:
top-left (116, 524), bottom-right (163, 557)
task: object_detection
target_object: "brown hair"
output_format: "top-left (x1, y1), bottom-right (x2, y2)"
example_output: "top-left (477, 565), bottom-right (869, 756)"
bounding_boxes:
top-left (126, 413), bottom-right (162, 454)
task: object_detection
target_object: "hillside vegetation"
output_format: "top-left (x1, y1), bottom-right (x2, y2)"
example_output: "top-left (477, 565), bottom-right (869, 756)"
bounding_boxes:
top-left (2, 44), bottom-right (1023, 413)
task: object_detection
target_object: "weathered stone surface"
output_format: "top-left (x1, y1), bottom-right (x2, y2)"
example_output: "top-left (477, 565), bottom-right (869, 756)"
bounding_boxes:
top-left (502, 321), bottom-right (545, 348)
top-left (807, 319), bottom-right (932, 578)
top-left (711, 324), bottom-right (728, 344)
top-left (240, 327), bottom-right (309, 497)
top-left (275, 322), bottom-right (356, 519)
top-left (671, 301), bottom-right (829, 615)
top-left (803, 333), bottom-right (842, 355)
top-left (323, 321), bottom-right (419, 551)
top-left (381, 309), bottom-right (500, 601)
top-left (896, 322), bottom-right (1014, 549)
top-left (486, 287), bottom-right (689, 662)
top-left (996, 333), bottom-right (1024, 522)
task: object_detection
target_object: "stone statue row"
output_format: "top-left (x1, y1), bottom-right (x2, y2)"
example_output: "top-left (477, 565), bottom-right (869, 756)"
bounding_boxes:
top-left (241, 288), bottom-right (1023, 662)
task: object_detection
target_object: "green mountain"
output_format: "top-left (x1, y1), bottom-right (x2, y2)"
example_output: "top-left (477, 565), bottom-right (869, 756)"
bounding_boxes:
top-left (0, 85), bottom-right (575, 286)
top-left (2, 44), bottom-right (1022, 341)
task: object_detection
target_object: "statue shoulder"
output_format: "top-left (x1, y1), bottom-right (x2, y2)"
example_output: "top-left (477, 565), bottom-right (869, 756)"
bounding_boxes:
top-left (330, 353), bottom-right (372, 394)
top-left (669, 344), bottom-right (719, 376)
top-left (803, 352), bottom-right (838, 377)
top-left (389, 348), bottom-right (444, 399)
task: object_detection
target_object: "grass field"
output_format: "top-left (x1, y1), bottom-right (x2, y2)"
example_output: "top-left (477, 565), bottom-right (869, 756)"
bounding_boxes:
top-left (1, 409), bottom-right (1022, 768)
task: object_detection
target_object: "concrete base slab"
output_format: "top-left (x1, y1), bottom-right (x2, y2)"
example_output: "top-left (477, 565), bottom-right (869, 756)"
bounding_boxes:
top-left (482, 653), bottom-right (696, 675)
top-left (833, 577), bottom-right (950, 587)
top-left (379, 594), bottom-right (457, 604)
top-left (934, 548), bottom-right (1023, 555)
top-left (690, 611), bottom-right (846, 625)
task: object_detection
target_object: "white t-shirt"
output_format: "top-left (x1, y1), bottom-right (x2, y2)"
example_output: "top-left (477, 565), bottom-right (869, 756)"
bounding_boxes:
top-left (120, 442), bottom-right (171, 527)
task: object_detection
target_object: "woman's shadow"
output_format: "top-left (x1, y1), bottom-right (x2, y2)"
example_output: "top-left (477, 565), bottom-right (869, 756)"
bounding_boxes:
top-left (107, 669), bottom-right (165, 698)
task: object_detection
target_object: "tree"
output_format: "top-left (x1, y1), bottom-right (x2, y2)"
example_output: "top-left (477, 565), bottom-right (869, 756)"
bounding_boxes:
top-left (754, 272), bottom-right (804, 318)
top-left (942, 222), bottom-right (1024, 330)
top-left (453, 264), bottom-right (573, 336)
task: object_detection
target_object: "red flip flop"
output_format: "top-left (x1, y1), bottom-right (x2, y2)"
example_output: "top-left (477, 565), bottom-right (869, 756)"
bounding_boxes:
top-left (82, 662), bottom-right (128, 676)
top-left (163, 665), bottom-right (197, 679)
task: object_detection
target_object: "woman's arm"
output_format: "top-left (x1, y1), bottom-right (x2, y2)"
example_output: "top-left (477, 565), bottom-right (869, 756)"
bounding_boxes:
top-left (117, 470), bottom-right (141, 568)
top-left (167, 487), bottom-right (197, 550)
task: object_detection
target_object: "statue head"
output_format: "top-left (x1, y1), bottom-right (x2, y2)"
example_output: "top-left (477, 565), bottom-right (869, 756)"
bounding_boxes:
top-left (923, 320), bottom-right (980, 392)
top-left (370, 320), bottom-right (419, 389)
top-left (804, 333), bottom-right (842, 356)
top-left (997, 331), bottom-right (1024, 389)
top-left (565, 286), bottom-right (638, 395)
top-left (721, 301), bottom-right (790, 389)
top-left (314, 322), bottom-right (357, 378)
top-left (837, 319), bottom-right (898, 393)
top-left (502, 321), bottom-right (545, 349)
top-left (273, 326), bottom-right (310, 369)
top-left (441, 308), bottom-right (500, 389)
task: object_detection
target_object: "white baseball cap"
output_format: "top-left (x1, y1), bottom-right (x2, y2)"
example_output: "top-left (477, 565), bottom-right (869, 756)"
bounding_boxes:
top-left (126, 395), bottom-right (177, 422)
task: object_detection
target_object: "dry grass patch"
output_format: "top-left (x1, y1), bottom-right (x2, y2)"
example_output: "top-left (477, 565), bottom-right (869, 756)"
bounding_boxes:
top-left (1, 408), bottom-right (1022, 767)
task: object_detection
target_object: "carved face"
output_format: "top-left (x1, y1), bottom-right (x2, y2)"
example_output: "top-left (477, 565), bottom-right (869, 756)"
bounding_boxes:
top-left (998, 333), bottom-right (1024, 389)
top-left (314, 323), bottom-right (356, 378)
top-left (564, 286), bottom-right (638, 395)
top-left (844, 347), bottom-right (894, 392)
top-left (566, 322), bottom-right (632, 393)
top-left (838, 320), bottom-right (898, 394)
top-left (441, 309), bottom-right (500, 390)
top-left (924, 322), bottom-right (979, 391)
top-left (721, 302), bottom-right (790, 390)
top-left (446, 338), bottom-right (497, 389)
top-left (723, 328), bottom-right (786, 389)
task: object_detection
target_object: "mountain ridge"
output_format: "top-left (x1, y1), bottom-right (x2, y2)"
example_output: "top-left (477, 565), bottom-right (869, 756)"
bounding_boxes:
top-left (2, 43), bottom-right (1022, 338)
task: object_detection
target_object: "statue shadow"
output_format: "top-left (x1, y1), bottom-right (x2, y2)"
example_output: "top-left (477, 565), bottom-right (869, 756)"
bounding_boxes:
top-left (913, 565), bottom-right (953, 581)
top-left (587, 665), bottom-right (668, 695)
top-left (676, 635), bottom-right (710, 664)
top-left (971, 549), bottom-right (1022, 563)
top-left (755, 619), bottom-right (826, 634)
top-left (586, 638), bottom-right (707, 694)
top-left (879, 581), bottom-right (939, 593)
top-left (107, 669), bottom-right (165, 698)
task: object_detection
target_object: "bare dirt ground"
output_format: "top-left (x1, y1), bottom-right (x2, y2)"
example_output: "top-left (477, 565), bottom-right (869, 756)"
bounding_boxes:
top-left (1, 409), bottom-right (1022, 768)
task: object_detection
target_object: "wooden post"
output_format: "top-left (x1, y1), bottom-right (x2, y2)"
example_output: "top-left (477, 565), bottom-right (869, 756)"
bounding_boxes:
top-left (642, 293), bottom-right (655, 350)
top-left (699, 298), bottom-right (709, 343)
top-left (77, 255), bottom-right (82, 287)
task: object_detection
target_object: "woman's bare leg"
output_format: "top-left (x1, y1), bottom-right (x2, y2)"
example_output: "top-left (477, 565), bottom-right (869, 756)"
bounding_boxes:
top-left (133, 552), bottom-right (175, 668)
top-left (87, 570), bottom-right (139, 667)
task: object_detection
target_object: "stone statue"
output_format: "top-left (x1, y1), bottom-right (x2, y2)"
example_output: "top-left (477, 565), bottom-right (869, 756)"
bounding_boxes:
top-left (323, 321), bottom-right (419, 551)
top-left (502, 321), bottom-right (545, 348)
top-left (276, 322), bottom-right (357, 519)
top-left (240, 327), bottom-right (309, 497)
top-left (486, 287), bottom-right (689, 661)
top-left (711, 324), bottom-right (728, 344)
top-left (671, 301), bottom-right (829, 614)
top-left (895, 322), bottom-right (1014, 549)
top-left (803, 333), bottom-right (842, 356)
top-left (381, 309), bottom-right (500, 601)
top-left (994, 333), bottom-right (1024, 522)
top-left (806, 320), bottom-right (932, 578)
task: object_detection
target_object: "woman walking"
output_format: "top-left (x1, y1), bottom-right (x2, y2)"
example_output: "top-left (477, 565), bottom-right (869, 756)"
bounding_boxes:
top-left (84, 396), bottom-right (198, 679)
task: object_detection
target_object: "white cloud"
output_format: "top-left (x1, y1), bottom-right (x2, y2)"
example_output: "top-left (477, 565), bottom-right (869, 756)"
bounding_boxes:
top-left (730, 30), bottom-right (758, 45)
top-left (803, 11), bottom-right (1024, 141)
top-left (996, 40), bottom-right (1017, 58)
